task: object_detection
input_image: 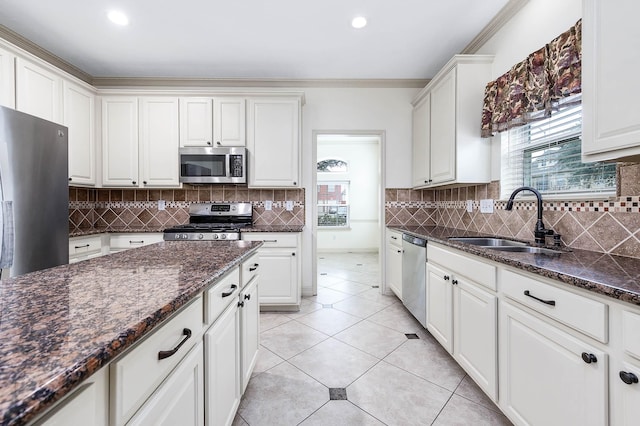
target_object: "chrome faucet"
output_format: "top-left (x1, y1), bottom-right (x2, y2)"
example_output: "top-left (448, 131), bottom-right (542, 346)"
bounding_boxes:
top-left (505, 186), bottom-right (554, 245)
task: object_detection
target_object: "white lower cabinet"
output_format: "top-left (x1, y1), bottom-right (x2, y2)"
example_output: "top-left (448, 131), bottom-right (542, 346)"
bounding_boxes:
top-left (241, 233), bottom-right (300, 308)
top-left (426, 247), bottom-right (497, 400)
top-left (239, 276), bottom-right (260, 393)
top-left (108, 233), bottom-right (163, 254)
top-left (127, 342), bottom-right (204, 426)
top-left (499, 300), bottom-right (608, 426)
top-left (385, 229), bottom-right (403, 298)
top-left (69, 234), bottom-right (106, 263)
top-left (205, 299), bottom-right (241, 426)
top-left (33, 368), bottom-right (108, 426)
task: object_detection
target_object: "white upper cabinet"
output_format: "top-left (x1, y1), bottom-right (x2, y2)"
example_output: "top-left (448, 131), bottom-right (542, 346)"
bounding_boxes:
top-left (0, 46), bottom-right (15, 108)
top-left (247, 97), bottom-right (301, 188)
top-left (101, 97), bottom-right (139, 187)
top-left (15, 57), bottom-right (62, 123)
top-left (63, 81), bottom-right (96, 186)
top-left (411, 55), bottom-right (493, 188)
top-left (582, 0), bottom-right (640, 161)
top-left (139, 97), bottom-right (180, 187)
top-left (179, 97), bottom-right (246, 147)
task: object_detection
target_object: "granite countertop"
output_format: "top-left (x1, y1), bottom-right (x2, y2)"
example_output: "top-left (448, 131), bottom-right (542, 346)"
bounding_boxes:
top-left (0, 240), bottom-right (262, 426)
top-left (389, 225), bottom-right (640, 307)
top-left (69, 225), bottom-right (304, 238)
top-left (242, 225), bottom-right (304, 232)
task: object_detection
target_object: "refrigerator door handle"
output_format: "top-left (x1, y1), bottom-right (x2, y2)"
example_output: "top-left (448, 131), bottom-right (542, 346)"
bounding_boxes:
top-left (0, 201), bottom-right (14, 270)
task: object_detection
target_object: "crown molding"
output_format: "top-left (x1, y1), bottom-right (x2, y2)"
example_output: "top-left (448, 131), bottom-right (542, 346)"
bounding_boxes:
top-left (0, 24), bottom-right (93, 84)
top-left (92, 77), bottom-right (429, 89)
top-left (461, 0), bottom-right (530, 54)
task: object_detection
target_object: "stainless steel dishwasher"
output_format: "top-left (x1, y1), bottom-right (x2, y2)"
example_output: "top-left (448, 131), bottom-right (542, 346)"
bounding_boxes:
top-left (401, 233), bottom-right (427, 327)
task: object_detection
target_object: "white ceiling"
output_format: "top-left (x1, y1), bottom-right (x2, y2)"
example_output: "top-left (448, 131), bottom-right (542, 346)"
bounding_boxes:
top-left (0, 0), bottom-right (510, 80)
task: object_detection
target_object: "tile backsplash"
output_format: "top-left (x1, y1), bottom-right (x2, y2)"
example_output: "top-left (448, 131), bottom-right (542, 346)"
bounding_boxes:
top-left (69, 185), bottom-right (305, 234)
top-left (386, 167), bottom-right (640, 259)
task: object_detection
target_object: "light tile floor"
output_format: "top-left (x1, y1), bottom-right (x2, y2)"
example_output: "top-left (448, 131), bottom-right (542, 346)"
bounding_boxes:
top-left (234, 252), bottom-right (512, 426)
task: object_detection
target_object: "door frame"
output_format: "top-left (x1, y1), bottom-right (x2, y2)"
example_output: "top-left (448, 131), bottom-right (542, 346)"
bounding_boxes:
top-left (311, 129), bottom-right (387, 296)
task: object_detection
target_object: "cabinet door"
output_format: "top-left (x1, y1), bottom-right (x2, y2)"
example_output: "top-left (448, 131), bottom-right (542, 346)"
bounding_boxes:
top-left (33, 368), bottom-right (108, 426)
top-left (101, 97), bottom-right (139, 187)
top-left (426, 262), bottom-right (453, 352)
top-left (205, 301), bottom-right (240, 426)
top-left (256, 248), bottom-right (298, 305)
top-left (0, 46), bottom-right (15, 108)
top-left (582, 0), bottom-right (640, 161)
top-left (429, 68), bottom-right (456, 185)
top-left (453, 278), bottom-right (497, 401)
top-left (614, 361), bottom-right (640, 426)
top-left (412, 93), bottom-right (430, 187)
top-left (214, 97), bottom-right (246, 146)
top-left (128, 342), bottom-right (204, 426)
top-left (15, 57), bottom-right (61, 123)
top-left (179, 97), bottom-right (213, 147)
top-left (240, 276), bottom-right (260, 393)
top-left (247, 98), bottom-right (300, 187)
top-left (386, 243), bottom-right (403, 299)
top-left (499, 301), bottom-right (607, 426)
top-left (64, 81), bottom-right (96, 186)
top-left (139, 97), bottom-right (179, 187)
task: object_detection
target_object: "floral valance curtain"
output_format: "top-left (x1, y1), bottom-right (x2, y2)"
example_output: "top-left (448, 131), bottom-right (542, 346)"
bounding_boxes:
top-left (481, 19), bottom-right (582, 138)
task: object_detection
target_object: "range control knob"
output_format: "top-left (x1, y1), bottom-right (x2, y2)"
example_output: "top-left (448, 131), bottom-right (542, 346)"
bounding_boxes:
top-left (220, 234), bottom-right (227, 240)
top-left (198, 234), bottom-right (204, 240)
top-left (213, 234), bottom-right (219, 240)
top-left (182, 234), bottom-right (189, 240)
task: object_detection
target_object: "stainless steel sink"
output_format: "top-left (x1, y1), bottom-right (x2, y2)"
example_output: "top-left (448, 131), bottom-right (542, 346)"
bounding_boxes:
top-left (448, 237), bottom-right (528, 247)
top-left (448, 237), bottom-right (562, 255)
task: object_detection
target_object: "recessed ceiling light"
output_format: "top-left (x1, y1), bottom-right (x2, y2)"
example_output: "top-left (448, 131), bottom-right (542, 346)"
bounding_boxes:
top-left (108, 10), bottom-right (129, 26)
top-left (351, 16), bottom-right (367, 29)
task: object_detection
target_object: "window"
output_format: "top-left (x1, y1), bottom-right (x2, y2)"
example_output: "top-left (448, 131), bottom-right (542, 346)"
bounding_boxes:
top-left (317, 181), bottom-right (349, 227)
top-left (501, 99), bottom-right (616, 199)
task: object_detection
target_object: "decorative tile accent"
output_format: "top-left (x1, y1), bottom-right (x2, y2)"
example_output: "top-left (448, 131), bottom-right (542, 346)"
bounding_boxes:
top-left (329, 388), bottom-right (348, 401)
top-left (405, 333), bottom-right (420, 339)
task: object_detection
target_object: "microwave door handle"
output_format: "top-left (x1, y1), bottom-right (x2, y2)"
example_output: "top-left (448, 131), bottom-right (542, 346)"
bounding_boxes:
top-left (226, 154), bottom-right (232, 178)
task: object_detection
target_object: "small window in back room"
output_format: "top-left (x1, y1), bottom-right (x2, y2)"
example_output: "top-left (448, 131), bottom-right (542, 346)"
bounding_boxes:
top-left (317, 158), bottom-right (349, 227)
top-left (501, 99), bottom-right (617, 199)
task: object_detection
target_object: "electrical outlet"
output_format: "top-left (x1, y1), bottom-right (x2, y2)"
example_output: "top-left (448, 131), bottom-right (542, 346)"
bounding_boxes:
top-left (265, 200), bottom-right (272, 211)
top-left (158, 199), bottom-right (166, 211)
top-left (480, 199), bottom-right (494, 214)
top-left (285, 200), bottom-right (294, 211)
top-left (466, 200), bottom-right (473, 213)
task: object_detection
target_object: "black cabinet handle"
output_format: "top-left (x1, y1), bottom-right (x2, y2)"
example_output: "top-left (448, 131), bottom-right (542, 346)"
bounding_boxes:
top-left (222, 284), bottom-right (238, 298)
top-left (444, 275), bottom-right (450, 281)
top-left (143, 181), bottom-right (147, 185)
top-left (207, 141), bottom-right (212, 145)
top-left (132, 181), bottom-right (137, 185)
top-left (244, 294), bottom-right (251, 300)
top-left (249, 264), bottom-right (259, 271)
top-left (68, 177), bottom-right (72, 181)
top-left (293, 181), bottom-right (297, 185)
top-left (524, 290), bottom-right (556, 306)
top-left (74, 244), bottom-right (90, 249)
top-left (581, 352), bottom-right (597, 364)
top-left (158, 328), bottom-right (192, 360)
top-left (238, 300), bottom-right (245, 308)
top-left (397, 250), bottom-right (402, 253)
top-left (130, 240), bottom-right (144, 244)
top-left (391, 236), bottom-right (398, 240)
top-left (292, 253), bottom-right (296, 256)
top-left (452, 279), bottom-right (458, 285)
top-left (620, 371), bottom-right (639, 385)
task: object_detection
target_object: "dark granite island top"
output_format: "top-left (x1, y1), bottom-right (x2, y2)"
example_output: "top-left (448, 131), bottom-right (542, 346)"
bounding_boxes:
top-left (0, 240), bottom-right (262, 426)
top-left (390, 225), bottom-right (640, 307)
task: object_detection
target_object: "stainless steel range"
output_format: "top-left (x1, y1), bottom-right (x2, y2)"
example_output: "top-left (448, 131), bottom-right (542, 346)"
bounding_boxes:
top-left (163, 202), bottom-right (252, 241)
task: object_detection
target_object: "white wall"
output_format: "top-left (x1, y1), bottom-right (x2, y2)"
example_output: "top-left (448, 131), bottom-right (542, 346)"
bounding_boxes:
top-left (297, 87), bottom-right (419, 295)
top-left (475, 0), bottom-right (582, 181)
top-left (317, 137), bottom-right (380, 252)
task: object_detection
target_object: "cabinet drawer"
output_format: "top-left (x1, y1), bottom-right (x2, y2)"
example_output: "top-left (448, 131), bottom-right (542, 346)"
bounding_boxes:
top-left (429, 243), bottom-right (496, 291)
top-left (109, 233), bottom-right (163, 250)
top-left (387, 230), bottom-right (402, 248)
top-left (501, 269), bottom-right (608, 343)
top-left (69, 235), bottom-right (102, 257)
top-left (205, 267), bottom-right (240, 326)
top-left (241, 252), bottom-right (260, 288)
top-left (110, 296), bottom-right (203, 426)
top-left (242, 232), bottom-right (298, 248)
top-left (623, 310), bottom-right (640, 360)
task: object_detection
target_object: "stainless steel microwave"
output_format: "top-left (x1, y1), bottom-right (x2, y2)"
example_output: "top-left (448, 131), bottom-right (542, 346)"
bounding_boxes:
top-left (179, 146), bottom-right (247, 184)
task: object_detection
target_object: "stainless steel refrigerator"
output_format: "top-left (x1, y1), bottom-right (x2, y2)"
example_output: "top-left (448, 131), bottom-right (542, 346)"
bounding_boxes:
top-left (0, 105), bottom-right (69, 278)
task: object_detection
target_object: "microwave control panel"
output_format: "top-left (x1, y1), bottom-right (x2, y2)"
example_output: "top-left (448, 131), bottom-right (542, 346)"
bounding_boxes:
top-left (230, 155), bottom-right (244, 177)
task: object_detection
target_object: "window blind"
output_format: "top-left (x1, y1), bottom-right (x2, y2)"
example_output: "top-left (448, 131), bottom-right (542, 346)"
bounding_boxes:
top-left (500, 98), bottom-right (616, 199)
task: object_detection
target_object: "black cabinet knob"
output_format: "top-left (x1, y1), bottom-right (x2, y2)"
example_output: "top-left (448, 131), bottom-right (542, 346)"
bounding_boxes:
top-left (244, 294), bottom-right (251, 300)
top-left (581, 352), bottom-right (597, 364)
top-left (444, 275), bottom-right (450, 281)
top-left (238, 300), bottom-right (245, 308)
top-left (452, 279), bottom-right (458, 285)
top-left (143, 181), bottom-right (147, 185)
top-left (132, 181), bottom-right (137, 185)
top-left (620, 371), bottom-right (639, 385)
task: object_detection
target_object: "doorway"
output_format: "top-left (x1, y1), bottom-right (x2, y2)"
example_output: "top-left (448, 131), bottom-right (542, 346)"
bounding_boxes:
top-left (311, 131), bottom-right (385, 296)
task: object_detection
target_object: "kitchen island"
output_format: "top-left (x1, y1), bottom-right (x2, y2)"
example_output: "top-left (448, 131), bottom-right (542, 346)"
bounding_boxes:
top-left (0, 240), bottom-right (261, 426)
